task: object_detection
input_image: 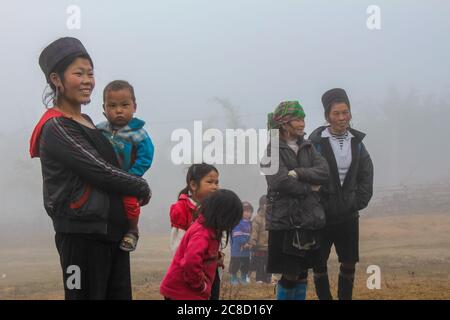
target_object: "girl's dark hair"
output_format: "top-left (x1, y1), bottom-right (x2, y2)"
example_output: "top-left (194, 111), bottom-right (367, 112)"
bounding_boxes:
top-left (178, 163), bottom-right (219, 198)
top-left (198, 189), bottom-right (243, 248)
top-left (42, 53), bottom-right (94, 108)
top-left (103, 80), bottom-right (136, 104)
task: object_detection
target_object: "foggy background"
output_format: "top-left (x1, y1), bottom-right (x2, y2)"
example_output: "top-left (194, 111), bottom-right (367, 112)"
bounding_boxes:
top-left (0, 0), bottom-right (449, 239)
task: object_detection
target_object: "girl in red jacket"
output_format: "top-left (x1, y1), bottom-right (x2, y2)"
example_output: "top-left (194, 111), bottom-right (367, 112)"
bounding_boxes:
top-left (169, 163), bottom-right (223, 299)
top-left (160, 189), bottom-right (243, 300)
top-left (169, 163), bottom-right (219, 253)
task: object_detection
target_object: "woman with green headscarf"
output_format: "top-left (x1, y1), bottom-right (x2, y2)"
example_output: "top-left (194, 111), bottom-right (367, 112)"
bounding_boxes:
top-left (263, 101), bottom-right (329, 300)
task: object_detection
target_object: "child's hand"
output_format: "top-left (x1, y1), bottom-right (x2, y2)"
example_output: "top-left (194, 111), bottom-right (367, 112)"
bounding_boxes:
top-left (242, 243), bottom-right (251, 250)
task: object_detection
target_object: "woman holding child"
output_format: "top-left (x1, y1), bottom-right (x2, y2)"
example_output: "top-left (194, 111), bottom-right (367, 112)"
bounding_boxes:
top-left (30, 37), bottom-right (151, 300)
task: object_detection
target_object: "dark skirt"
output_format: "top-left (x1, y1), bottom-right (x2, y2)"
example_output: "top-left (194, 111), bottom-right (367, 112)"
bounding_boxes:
top-left (267, 230), bottom-right (322, 275)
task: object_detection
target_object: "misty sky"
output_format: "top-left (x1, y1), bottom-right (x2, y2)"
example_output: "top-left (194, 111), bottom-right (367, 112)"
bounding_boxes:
top-left (0, 0), bottom-right (448, 131)
top-left (0, 0), bottom-right (449, 233)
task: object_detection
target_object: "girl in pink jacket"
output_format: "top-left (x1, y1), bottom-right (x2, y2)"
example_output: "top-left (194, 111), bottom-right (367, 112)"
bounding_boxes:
top-left (160, 189), bottom-right (243, 300)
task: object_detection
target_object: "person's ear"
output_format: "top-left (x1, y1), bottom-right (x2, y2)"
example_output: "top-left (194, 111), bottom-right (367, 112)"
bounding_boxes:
top-left (189, 180), bottom-right (197, 193)
top-left (49, 73), bottom-right (62, 91)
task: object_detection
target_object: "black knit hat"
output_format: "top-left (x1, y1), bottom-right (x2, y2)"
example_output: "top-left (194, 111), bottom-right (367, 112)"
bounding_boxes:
top-left (321, 88), bottom-right (350, 113)
top-left (39, 37), bottom-right (90, 83)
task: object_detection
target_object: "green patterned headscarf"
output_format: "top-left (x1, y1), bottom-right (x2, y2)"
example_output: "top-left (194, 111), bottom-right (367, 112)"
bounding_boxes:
top-left (267, 101), bottom-right (306, 129)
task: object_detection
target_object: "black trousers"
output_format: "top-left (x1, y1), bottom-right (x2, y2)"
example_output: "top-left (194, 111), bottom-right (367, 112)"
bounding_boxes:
top-left (318, 217), bottom-right (360, 265)
top-left (209, 269), bottom-right (221, 300)
top-left (252, 251), bottom-right (271, 283)
top-left (55, 233), bottom-right (132, 300)
top-left (229, 257), bottom-right (251, 276)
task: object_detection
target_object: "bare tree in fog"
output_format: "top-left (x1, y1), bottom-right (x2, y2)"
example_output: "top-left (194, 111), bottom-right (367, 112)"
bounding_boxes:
top-left (212, 97), bottom-right (266, 208)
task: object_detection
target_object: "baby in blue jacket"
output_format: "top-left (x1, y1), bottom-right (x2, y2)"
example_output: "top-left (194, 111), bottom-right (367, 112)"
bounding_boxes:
top-left (97, 80), bottom-right (154, 251)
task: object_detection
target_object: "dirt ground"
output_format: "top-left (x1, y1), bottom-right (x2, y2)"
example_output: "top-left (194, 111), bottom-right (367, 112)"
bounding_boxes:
top-left (1, 213), bottom-right (449, 300)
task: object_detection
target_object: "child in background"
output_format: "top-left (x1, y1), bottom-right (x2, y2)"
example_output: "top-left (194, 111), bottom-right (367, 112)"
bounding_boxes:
top-left (249, 195), bottom-right (272, 284)
top-left (160, 189), bottom-right (243, 300)
top-left (229, 201), bottom-right (253, 285)
top-left (97, 80), bottom-right (154, 251)
top-left (168, 163), bottom-right (223, 300)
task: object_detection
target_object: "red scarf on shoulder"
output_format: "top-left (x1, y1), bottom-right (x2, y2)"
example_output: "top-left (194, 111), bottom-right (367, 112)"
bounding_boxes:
top-left (29, 108), bottom-right (66, 158)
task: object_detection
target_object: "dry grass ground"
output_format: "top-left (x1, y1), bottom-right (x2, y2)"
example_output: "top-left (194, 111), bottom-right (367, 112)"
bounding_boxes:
top-left (1, 213), bottom-right (449, 300)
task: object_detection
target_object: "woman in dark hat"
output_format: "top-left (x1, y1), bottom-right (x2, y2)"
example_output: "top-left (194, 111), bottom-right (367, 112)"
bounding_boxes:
top-left (309, 88), bottom-right (374, 300)
top-left (262, 101), bottom-right (329, 300)
top-left (29, 37), bottom-right (151, 300)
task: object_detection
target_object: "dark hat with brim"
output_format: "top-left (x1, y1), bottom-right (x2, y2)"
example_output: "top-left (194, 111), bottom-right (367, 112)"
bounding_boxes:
top-left (39, 37), bottom-right (89, 83)
top-left (321, 88), bottom-right (350, 111)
